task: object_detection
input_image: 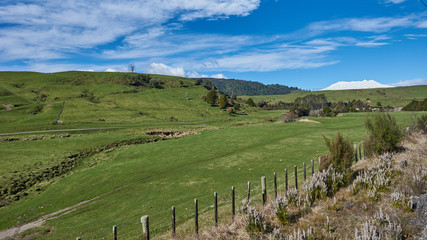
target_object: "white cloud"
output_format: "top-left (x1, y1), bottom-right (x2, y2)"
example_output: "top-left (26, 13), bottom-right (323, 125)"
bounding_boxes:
top-left (148, 63), bottom-right (186, 77)
top-left (148, 62), bottom-right (226, 78)
top-left (385, 0), bottom-right (407, 3)
top-left (390, 78), bottom-right (427, 86)
top-left (0, 0), bottom-right (260, 61)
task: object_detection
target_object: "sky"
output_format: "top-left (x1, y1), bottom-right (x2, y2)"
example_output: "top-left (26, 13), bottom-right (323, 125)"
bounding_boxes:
top-left (0, 0), bottom-right (427, 90)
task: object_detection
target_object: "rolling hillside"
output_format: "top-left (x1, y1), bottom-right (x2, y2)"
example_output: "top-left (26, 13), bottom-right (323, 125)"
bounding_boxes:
top-left (0, 71), bottom-right (425, 239)
top-left (246, 85), bottom-right (427, 107)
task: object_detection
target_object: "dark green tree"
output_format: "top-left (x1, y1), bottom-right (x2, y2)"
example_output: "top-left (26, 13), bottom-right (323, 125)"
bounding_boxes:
top-left (206, 89), bottom-right (218, 106)
top-left (246, 98), bottom-right (256, 107)
top-left (218, 94), bottom-right (227, 109)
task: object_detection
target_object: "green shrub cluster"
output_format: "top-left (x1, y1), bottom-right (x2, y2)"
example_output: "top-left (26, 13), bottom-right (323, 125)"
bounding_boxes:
top-left (364, 113), bottom-right (403, 157)
top-left (402, 98), bottom-right (427, 111)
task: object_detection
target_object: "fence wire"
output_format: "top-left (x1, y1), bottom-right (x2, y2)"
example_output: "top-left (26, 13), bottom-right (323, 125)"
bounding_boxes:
top-left (77, 158), bottom-right (323, 239)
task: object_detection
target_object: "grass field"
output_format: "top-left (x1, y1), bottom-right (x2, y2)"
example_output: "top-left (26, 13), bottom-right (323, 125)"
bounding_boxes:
top-left (0, 71), bottom-right (426, 239)
top-left (245, 85), bottom-right (427, 107)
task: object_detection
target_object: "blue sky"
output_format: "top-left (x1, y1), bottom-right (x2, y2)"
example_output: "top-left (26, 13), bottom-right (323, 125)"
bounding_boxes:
top-left (0, 0), bottom-right (427, 90)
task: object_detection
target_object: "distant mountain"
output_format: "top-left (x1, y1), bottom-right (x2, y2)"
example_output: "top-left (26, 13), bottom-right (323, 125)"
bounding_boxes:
top-left (195, 78), bottom-right (302, 96)
top-left (322, 80), bottom-right (394, 90)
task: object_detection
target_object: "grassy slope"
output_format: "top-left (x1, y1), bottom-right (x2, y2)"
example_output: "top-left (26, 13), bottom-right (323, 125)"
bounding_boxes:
top-left (246, 85), bottom-right (427, 107)
top-left (0, 112), bottom-right (422, 239)
top-left (0, 72), bottom-right (425, 239)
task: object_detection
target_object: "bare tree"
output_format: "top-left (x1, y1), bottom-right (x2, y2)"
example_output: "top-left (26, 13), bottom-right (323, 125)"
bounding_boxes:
top-left (128, 64), bottom-right (135, 73)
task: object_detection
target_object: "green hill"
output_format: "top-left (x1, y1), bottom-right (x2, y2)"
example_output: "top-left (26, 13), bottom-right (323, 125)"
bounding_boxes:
top-left (196, 78), bottom-right (302, 96)
top-left (246, 85), bottom-right (427, 107)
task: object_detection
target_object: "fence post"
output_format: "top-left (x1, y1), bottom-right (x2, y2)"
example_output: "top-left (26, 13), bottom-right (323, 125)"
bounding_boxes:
top-left (274, 172), bottom-right (277, 200)
top-left (195, 199), bottom-right (199, 237)
top-left (261, 176), bottom-right (267, 205)
top-left (294, 165), bottom-right (298, 190)
top-left (285, 168), bottom-right (288, 193)
top-left (311, 159), bottom-right (314, 176)
top-left (354, 144), bottom-right (358, 162)
top-left (214, 192), bottom-right (218, 227)
top-left (232, 186), bottom-right (235, 221)
top-left (172, 206), bottom-right (176, 238)
top-left (247, 181), bottom-right (251, 202)
top-left (303, 162), bottom-right (306, 181)
top-left (359, 142), bottom-right (362, 160)
top-left (141, 215), bottom-right (149, 240)
top-left (113, 225), bottom-right (117, 240)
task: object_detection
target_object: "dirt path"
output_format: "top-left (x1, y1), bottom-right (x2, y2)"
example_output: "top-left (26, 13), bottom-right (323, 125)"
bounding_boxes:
top-left (0, 182), bottom-right (131, 240)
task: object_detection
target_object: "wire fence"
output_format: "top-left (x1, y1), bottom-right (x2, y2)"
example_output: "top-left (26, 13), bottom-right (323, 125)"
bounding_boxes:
top-left (76, 157), bottom-right (329, 240)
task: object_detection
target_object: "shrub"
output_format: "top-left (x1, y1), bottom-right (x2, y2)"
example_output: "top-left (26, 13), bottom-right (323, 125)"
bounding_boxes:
top-left (218, 94), bottom-right (227, 109)
top-left (206, 90), bottom-right (218, 106)
top-left (279, 112), bottom-right (299, 123)
top-left (246, 98), bottom-right (256, 107)
top-left (415, 114), bottom-right (427, 133)
top-left (364, 113), bottom-right (403, 157)
top-left (322, 132), bottom-right (354, 174)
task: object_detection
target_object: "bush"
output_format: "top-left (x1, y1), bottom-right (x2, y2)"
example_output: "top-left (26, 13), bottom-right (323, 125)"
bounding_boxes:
top-left (416, 114), bottom-right (427, 133)
top-left (321, 132), bottom-right (354, 174)
top-left (279, 112), bottom-right (298, 123)
top-left (218, 94), bottom-right (227, 109)
top-left (364, 113), bottom-right (403, 157)
top-left (246, 98), bottom-right (256, 107)
top-left (206, 90), bottom-right (218, 106)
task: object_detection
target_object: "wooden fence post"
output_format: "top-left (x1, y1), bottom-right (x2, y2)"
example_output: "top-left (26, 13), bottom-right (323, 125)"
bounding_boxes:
top-left (303, 162), bottom-right (306, 181)
top-left (294, 165), bottom-right (298, 190)
top-left (195, 199), bottom-right (199, 237)
top-left (285, 168), bottom-right (288, 193)
top-left (247, 181), bottom-right (251, 202)
top-left (113, 225), bottom-right (117, 240)
top-left (214, 192), bottom-right (218, 227)
top-left (311, 159), bottom-right (314, 176)
top-left (359, 142), bottom-right (362, 160)
top-left (141, 215), bottom-right (149, 240)
top-left (232, 186), bottom-right (235, 221)
top-left (172, 206), bottom-right (176, 238)
top-left (274, 172), bottom-right (277, 200)
top-left (261, 176), bottom-right (267, 205)
top-left (354, 144), bottom-right (358, 162)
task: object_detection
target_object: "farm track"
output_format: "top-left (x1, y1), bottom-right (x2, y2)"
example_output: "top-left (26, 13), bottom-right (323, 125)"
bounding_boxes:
top-left (0, 127), bottom-right (304, 239)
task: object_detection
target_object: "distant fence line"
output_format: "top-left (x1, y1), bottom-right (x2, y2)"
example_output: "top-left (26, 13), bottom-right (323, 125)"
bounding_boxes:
top-left (76, 142), bottom-right (364, 240)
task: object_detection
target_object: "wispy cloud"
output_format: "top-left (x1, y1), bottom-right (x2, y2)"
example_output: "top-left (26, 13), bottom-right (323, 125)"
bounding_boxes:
top-left (390, 78), bottom-right (427, 86)
top-left (148, 63), bottom-right (227, 78)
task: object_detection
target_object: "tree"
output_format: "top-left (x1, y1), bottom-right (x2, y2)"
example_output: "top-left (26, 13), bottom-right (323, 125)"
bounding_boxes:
top-left (218, 94), bottom-right (227, 109)
top-left (246, 98), bottom-right (256, 107)
top-left (206, 89), bottom-right (218, 106)
top-left (195, 79), bottom-right (203, 85)
top-left (203, 80), bottom-right (214, 90)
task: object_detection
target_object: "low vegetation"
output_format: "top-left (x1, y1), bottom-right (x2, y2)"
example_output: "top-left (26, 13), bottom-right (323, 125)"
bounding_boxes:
top-left (197, 117), bottom-right (427, 240)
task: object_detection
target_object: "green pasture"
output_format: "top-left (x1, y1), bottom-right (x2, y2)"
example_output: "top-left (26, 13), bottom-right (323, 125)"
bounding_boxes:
top-left (0, 112), bottom-right (422, 239)
top-left (246, 85), bottom-right (427, 107)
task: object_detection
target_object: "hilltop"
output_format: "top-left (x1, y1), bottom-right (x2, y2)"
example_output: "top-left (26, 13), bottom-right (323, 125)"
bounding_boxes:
top-left (195, 78), bottom-right (302, 96)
